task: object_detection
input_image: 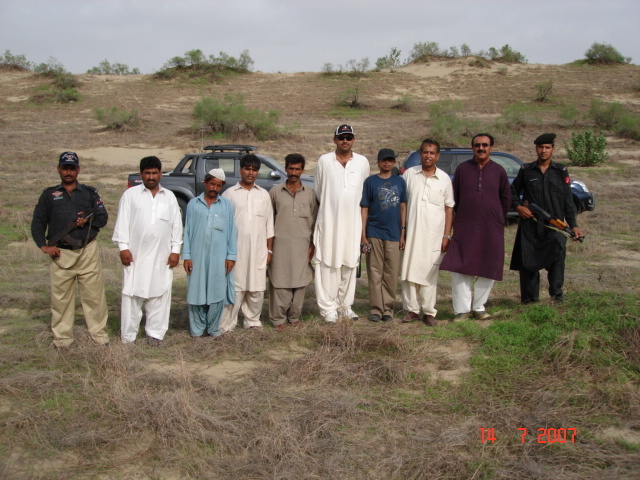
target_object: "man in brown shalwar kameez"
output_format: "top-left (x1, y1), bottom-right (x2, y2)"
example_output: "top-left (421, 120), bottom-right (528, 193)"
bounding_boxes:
top-left (268, 154), bottom-right (318, 330)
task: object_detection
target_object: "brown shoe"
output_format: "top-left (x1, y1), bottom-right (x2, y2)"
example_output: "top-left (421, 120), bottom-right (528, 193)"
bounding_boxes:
top-left (422, 314), bottom-right (437, 326)
top-left (472, 311), bottom-right (492, 320)
top-left (401, 312), bottom-right (420, 323)
top-left (275, 324), bottom-right (286, 331)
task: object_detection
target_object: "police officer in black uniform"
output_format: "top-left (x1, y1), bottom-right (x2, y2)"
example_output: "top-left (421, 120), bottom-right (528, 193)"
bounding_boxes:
top-left (31, 152), bottom-right (110, 347)
top-left (510, 134), bottom-right (584, 304)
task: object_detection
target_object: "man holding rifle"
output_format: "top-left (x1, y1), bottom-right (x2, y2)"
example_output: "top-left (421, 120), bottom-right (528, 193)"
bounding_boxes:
top-left (31, 152), bottom-right (110, 348)
top-left (510, 133), bottom-right (584, 304)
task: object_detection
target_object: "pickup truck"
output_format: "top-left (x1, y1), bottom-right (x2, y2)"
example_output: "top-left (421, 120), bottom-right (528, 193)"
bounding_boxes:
top-left (127, 145), bottom-right (314, 222)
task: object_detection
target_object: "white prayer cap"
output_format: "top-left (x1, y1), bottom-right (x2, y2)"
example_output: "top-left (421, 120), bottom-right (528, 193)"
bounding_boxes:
top-left (207, 168), bottom-right (225, 181)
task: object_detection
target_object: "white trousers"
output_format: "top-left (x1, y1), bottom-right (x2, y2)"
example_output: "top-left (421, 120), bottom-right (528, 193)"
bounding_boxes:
top-left (219, 290), bottom-right (264, 332)
top-left (451, 273), bottom-right (495, 314)
top-left (401, 281), bottom-right (437, 317)
top-left (120, 290), bottom-right (171, 343)
top-left (314, 262), bottom-right (357, 318)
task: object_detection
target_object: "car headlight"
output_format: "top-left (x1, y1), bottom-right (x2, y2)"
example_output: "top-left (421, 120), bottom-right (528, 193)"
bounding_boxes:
top-left (572, 180), bottom-right (589, 193)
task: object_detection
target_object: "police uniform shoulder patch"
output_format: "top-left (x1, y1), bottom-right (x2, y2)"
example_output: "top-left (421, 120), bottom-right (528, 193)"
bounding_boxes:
top-left (52, 190), bottom-right (63, 198)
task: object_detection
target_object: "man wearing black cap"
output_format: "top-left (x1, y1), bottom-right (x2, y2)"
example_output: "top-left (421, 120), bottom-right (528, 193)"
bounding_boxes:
top-left (31, 152), bottom-right (110, 348)
top-left (360, 149), bottom-right (407, 322)
top-left (510, 133), bottom-right (583, 303)
top-left (313, 124), bottom-right (370, 323)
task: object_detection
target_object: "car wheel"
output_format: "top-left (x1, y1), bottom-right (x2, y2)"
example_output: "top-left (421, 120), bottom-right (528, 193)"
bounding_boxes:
top-left (177, 197), bottom-right (187, 225)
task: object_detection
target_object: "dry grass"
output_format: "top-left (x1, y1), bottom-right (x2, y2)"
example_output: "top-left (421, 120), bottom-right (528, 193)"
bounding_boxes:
top-left (1, 61), bottom-right (639, 479)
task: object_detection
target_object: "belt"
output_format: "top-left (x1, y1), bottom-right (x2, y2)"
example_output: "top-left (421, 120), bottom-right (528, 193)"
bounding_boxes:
top-left (58, 239), bottom-right (94, 250)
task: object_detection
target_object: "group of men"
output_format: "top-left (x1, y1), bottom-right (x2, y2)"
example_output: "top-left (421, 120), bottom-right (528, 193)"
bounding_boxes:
top-left (31, 126), bottom-right (583, 348)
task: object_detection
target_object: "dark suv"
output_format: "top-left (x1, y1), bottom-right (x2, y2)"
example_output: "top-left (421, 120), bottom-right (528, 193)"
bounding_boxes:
top-left (127, 145), bottom-right (314, 222)
top-left (400, 148), bottom-right (595, 216)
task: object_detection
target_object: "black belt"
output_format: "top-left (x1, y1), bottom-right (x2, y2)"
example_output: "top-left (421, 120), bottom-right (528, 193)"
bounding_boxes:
top-left (58, 239), bottom-right (94, 250)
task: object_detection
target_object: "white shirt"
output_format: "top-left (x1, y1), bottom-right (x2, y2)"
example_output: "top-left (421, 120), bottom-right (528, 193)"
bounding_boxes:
top-left (401, 166), bottom-right (454, 285)
top-left (112, 184), bottom-right (183, 298)
top-left (222, 183), bottom-right (274, 292)
top-left (313, 151), bottom-right (370, 268)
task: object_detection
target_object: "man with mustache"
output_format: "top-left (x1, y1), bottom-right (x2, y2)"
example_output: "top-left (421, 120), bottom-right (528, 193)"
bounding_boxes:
top-left (31, 151), bottom-right (110, 348)
top-left (183, 168), bottom-right (237, 337)
top-left (220, 154), bottom-right (274, 332)
top-left (267, 154), bottom-right (318, 330)
top-left (112, 156), bottom-right (183, 346)
top-left (440, 134), bottom-right (512, 321)
top-left (313, 124), bottom-right (370, 323)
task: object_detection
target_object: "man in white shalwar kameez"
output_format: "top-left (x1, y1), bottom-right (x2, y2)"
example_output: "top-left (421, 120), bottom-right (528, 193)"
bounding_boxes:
top-left (112, 156), bottom-right (183, 346)
top-left (400, 139), bottom-right (454, 326)
top-left (313, 124), bottom-right (370, 323)
top-left (219, 154), bottom-right (274, 332)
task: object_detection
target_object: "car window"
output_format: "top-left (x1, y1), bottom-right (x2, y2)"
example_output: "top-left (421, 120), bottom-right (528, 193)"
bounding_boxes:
top-left (218, 158), bottom-right (235, 177)
top-left (491, 154), bottom-right (521, 177)
top-left (178, 157), bottom-right (194, 174)
top-left (436, 153), bottom-right (453, 174)
top-left (257, 158), bottom-right (278, 179)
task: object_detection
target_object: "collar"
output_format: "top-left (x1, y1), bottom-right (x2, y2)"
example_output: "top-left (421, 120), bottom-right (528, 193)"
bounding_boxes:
top-left (231, 182), bottom-right (262, 192)
top-left (197, 192), bottom-right (221, 205)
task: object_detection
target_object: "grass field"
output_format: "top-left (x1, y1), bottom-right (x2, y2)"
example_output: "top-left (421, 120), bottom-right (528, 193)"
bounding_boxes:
top-left (0, 60), bottom-right (639, 479)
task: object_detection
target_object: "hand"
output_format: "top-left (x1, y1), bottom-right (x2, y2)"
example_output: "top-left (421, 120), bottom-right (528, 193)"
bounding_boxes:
top-left (517, 205), bottom-right (533, 219)
top-left (572, 227), bottom-right (584, 241)
top-left (399, 231), bottom-right (406, 250)
top-left (41, 246), bottom-right (60, 258)
top-left (441, 237), bottom-right (451, 253)
top-left (308, 244), bottom-right (315, 261)
top-left (225, 260), bottom-right (235, 275)
top-left (168, 253), bottom-right (180, 268)
top-left (266, 252), bottom-right (273, 265)
top-left (75, 215), bottom-right (88, 227)
top-left (120, 249), bottom-right (133, 266)
top-left (361, 239), bottom-right (371, 254)
top-left (183, 259), bottom-right (193, 274)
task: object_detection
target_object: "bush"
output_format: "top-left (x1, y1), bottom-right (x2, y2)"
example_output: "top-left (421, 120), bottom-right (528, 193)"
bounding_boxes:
top-left (87, 60), bottom-right (140, 75)
top-left (558, 104), bottom-right (580, 127)
top-left (54, 88), bottom-right (80, 103)
top-left (501, 103), bottom-right (541, 130)
top-left (496, 66), bottom-right (508, 75)
top-left (53, 73), bottom-right (80, 90)
top-left (95, 106), bottom-right (141, 129)
top-left (428, 99), bottom-right (462, 119)
top-left (430, 115), bottom-right (478, 146)
top-left (614, 114), bottom-right (640, 141)
top-left (345, 58), bottom-right (370, 77)
top-left (337, 86), bottom-right (365, 109)
top-left (589, 99), bottom-right (625, 128)
top-left (193, 94), bottom-right (280, 140)
top-left (34, 57), bottom-right (67, 77)
top-left (470, 57), bottom-right (490, 68)
top-left (0, 50), bottom-right (32, 70)
top-left (487, 44), bottom-right (527, 63)
top-left (391, 92), bottom-right (413, 112)
top-left (158, 49), bottom-right (254, 78)
top-left (375, 47), bottom-right (402, 70)
top-left (534, 80), bottom-right (553, 102)
top-left (584, 42), bottom-right (630, 65)
top-left (564, 131), bottom-right (608, 166)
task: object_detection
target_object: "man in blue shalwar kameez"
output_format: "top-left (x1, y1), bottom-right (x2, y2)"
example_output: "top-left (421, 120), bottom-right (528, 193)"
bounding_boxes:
top-left (183, 169), bottom-right (237, 337)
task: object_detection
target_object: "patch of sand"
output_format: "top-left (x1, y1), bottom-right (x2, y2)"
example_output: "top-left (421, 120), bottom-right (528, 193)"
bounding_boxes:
top-left (424, 339), bottom-right (474, 384)
top-left (6, 95), bottom-right (29, 102)
top-left (74, 145), bottom-right (187, 168)
top-left (599, 426), bottom-right (640, 444)
top-left (399, 61), bottom-right (544, 79)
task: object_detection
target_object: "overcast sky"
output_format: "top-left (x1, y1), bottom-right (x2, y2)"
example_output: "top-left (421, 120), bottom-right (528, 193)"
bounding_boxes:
top-left (1, 0), bottom-right (638, 74)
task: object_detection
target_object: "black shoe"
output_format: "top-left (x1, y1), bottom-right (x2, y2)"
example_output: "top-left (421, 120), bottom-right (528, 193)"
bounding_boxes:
top-left (369, 314), bottom-right (381, 322)
top-left (553, 294), bottom-right (566, 302)
top-left (381, 315), bottom-right (393, 322)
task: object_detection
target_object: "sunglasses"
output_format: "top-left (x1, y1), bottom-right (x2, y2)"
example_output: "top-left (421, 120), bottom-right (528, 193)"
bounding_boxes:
top-left (337, 135), bottom-right (354, 141)
top-left (473, 143), bottom-right (490, 148)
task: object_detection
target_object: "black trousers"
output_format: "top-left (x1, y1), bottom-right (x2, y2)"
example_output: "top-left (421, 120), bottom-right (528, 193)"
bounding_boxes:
top-left (518, 248), bottom-right (566, 303)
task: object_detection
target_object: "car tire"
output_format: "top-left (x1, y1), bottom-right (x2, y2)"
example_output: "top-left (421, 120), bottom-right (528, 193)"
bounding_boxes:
top-left (177, 197), bottom-right (188, 225)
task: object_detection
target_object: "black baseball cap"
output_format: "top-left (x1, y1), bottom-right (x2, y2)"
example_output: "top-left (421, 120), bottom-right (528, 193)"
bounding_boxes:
top-left (335, 124), bottom-right (355, 137)
top-left (377, 148), bottom-right (397, 161)
top-left (59, 151), bottom-right (80, 167)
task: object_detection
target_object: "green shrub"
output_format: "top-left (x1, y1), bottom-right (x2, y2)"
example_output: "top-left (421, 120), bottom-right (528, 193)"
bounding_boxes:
top-left (614, 114), bottom-right (640, 140)
top-left (534, 80), bottom-right (553, 102)
top-left (53, 73), bottom-right (80, 90)
top-left (589, 99), bottom-right (625, 128)
top-left (391, 92), bottom-right (413, 112)
top-left (428, 99), bottom-right (462, 119)
top-left (193, 94), bottom-right (280, 140)
top-left (95, 106), bottom-right (141, 129)
top-left (558, 104), bottom-right (580, 127)
top-left (34, 57), bottom-right (67, 77)
top-left (430, 115), bottom-right (478, 146)
top-left (158, 49), bottom-right (254, 78)
top-left (564, 131), bottom-right (608, 166)
top-left (87, 60), bottom-right (140, 75)
top-left (501, 103), bottom-right (541, 130)
top-left (470, 57), bottom-right (490, 68)
top-left (0, 50), bottom-right (32, 70)
top-left (53, 88), bottom-right (80, 103)
top-left (496, 66), bottom-right (508, 75)
top-left (487, 44), bottom-right (527, 63)
top-left (584, 42), bottom-right (631, 65)
top-left (337, 86), bottom-right (365, 109)
top-left (375, 47), bottom-right (403, 70)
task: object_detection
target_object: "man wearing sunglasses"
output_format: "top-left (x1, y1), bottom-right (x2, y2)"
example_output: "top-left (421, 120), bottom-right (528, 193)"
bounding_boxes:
top-left (313, 124), bottom-right (370, 323)
top-left (440, 133), bottom-right (512, 321)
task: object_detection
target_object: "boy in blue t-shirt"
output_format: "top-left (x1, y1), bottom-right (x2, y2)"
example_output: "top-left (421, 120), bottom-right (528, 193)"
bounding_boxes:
top-left (360, 149), bottom-right (407, 322)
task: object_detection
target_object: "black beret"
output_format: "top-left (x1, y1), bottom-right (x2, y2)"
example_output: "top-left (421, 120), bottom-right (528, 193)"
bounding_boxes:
top-left (534, 133), bottom-right (556, 145)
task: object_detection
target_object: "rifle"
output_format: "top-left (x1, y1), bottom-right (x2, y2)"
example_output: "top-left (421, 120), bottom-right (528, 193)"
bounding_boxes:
top-left (526, 202), bottom-right (584, 243)
top-left (47, 208), bottom-right (97, 248)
